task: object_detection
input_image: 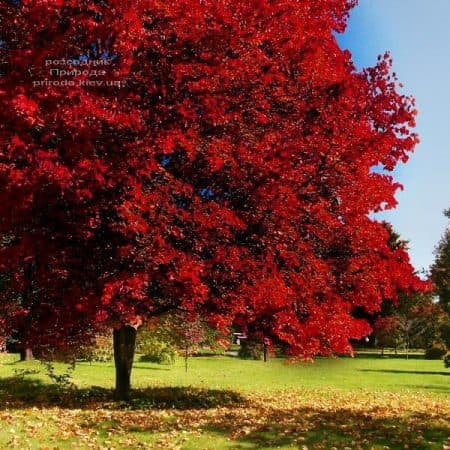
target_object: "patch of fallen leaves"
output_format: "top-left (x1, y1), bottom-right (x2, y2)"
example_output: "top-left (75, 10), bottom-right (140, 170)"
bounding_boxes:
top-left (0, 388), bottom-right (448, 449)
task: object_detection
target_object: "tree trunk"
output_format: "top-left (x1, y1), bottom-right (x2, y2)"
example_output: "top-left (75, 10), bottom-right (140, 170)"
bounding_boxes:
top-left (113, 326), bottom-right (137, 401)
top-left (19, 263), bottom-right (34, 363)
top-left (20, 347), bottom-right (33, 361)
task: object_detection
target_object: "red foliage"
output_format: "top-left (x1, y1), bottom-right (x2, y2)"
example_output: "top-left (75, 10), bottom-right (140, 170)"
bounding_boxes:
top-left (0, 0), bottom-right (425, 357)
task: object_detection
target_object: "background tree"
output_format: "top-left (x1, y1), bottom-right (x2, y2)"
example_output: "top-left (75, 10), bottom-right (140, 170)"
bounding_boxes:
top-left (353, 223), bottom-right (417, 351)
top-left (374, 293), bottom-right (447, 357)
top-left (138, 312), bottom-right (224, 370)
top-left (431, 209), bottom-right (450, 312)
top-left (164, 313), bottom-right (215, 372)
top-left (431, 208), bottom-right (450, 350)
top-left (0, 0), bottom-right (425, 399)
top-left (373, 315), bottom-right (402, 355)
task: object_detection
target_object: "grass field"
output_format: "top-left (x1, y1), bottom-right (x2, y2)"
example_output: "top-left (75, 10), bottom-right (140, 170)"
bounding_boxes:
top-left (0, 353), bottom-right (448, 449)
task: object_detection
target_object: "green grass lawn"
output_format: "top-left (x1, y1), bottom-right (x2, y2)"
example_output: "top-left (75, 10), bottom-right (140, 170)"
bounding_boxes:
top-left (2, 353), bottom-right (447, 395)
top-left (0, 353), bottom-right (448, 449)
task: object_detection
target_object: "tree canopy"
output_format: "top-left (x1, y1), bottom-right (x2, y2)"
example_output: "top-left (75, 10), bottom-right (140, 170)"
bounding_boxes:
top-left (0, 0), bottom-right (425, 396)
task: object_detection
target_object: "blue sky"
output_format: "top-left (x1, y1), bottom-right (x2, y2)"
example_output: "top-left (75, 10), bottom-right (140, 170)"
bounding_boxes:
top-left (336, 0), bottom-right (450, 273)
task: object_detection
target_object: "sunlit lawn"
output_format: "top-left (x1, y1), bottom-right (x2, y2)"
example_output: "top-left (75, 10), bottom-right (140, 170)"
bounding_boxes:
top-left (0, 353), bottom-right (448, 449)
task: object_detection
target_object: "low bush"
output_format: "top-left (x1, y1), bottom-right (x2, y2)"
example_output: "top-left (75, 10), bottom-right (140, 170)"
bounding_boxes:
top-left (424, 344), bottom-right (447, 360)
top-left (191, 346), bottom-right (226, 357)
top-left (138, 337), bottom-right (177, 365)
top-left (238, 339), bottom-right (264, 360)
top-left (78, 332), bottom-right (114, 362)
top-left (444, 353), bottom-right (450, 368)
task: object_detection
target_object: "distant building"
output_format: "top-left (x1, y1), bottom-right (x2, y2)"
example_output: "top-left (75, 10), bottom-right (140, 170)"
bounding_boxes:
top-left (233, 332), bottom-right (247, 345)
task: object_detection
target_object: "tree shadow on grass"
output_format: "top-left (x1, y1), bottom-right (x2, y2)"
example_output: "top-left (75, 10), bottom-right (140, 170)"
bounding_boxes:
top-left (186, 407), bottom-right (450, 450)
top-left (358, 369), bottom-right (449, 376)
top-left (0, 377), bottom-right (448, 449)
top-left (132, 364), bottom-right (172, 371)
top-left (353, 352), bottom-right (425, 360)
top-left (0, 376), bottom-right (245, 410)
top-left (128, 386), bottom-right (246, 410)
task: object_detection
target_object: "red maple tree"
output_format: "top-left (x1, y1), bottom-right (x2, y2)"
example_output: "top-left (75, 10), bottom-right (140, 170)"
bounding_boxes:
top-left (0, 0), bottom-right (425, 399)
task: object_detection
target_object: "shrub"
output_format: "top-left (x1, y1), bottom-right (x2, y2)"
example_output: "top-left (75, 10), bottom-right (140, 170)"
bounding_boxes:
top-left (138, 337), bottom-right (177, 365)
top-left (191, 346), bottom-right (226, 357)
top-left (424, 344), bottom-right (447, 360)
top-left (238, 339), bottom-right (264, 360)
top-left (77, 332), bottom-right (113, 362)
top-left (444, 353), bottom-right (450, 368)
top-left (43, 360), bottom-right (76, 389)
top-left (12, 368), bottom-right (40, 379)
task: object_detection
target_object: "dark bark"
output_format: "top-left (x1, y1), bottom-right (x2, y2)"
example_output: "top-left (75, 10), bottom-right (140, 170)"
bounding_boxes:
top-left (113, 326), bottom-right (137, 401)
top-left (18, 263), bottom-right (34, 363)
top-left (19, 347), bottom-right (33, 361)
top-left (263, 343), bottom-right (268, 362)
